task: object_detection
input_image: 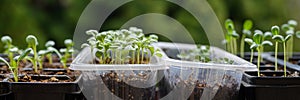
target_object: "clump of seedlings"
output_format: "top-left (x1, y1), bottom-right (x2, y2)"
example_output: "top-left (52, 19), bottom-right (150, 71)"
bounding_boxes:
top-left (245, 30), bottom-right (273, 76)
top-left (81, 27), bottom-right (162, 64)
top-left (177, 45), bottom-right (234, 64)
top-left (0, 48), bottom-right (32, 82)
top-left (26, 35), bottom-right (39, 73)
top-left (240, 20), bottom-right (253, 58)
top-left (272, 29), bottom-right (292, 77)
top-left (224, 19), bottom-right (239, 55)
top-left (1, 36), bottom-right (19, 66)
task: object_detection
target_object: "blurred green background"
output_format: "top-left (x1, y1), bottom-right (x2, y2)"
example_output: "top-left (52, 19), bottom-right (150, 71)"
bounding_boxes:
top-left (1, 0), bottom-right (300, 52)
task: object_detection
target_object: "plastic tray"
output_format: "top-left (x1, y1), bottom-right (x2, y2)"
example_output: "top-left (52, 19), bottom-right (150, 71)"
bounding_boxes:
top-left (153, 42), bottom-right (257, 100)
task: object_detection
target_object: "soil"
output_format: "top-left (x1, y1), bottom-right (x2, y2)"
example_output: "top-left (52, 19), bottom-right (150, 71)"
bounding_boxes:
top-left (9, 74), bottom-right (76, 83)
top-left (100, 71), bottom-right (155, 100)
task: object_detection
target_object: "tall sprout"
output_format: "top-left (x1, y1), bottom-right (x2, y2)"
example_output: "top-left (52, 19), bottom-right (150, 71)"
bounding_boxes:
top-left (282, 20), bottom-right (298, 59)
top-left (60, 39), bottom-right (74, 68)
top-left (45, 40), bottom-right (55, 64)
top-left (225, 19), bottom-right (239, 55)
top-left (26, 35), bottom-right (39, 72)
top-left (260, 31), bottom-right (273, 61)
top-left (240, 20), bottom-right (253, 58)
top-left (251, 31), bottom-right (273, 76)
top-left (244, 38), bottom-right (255, 63)
top-left (271, 26), bottom-right (280, 71)
top-left (1, 36), bottom-right (16, 66)
top-left (272, 34), bottom-right (292, 77)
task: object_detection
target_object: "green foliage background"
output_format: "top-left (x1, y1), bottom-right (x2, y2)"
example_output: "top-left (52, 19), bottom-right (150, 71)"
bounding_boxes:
top-left (1, 0), bottom-right (300, 52)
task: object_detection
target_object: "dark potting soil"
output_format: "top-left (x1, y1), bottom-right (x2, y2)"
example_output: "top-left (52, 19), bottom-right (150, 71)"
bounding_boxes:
top-left (10, 74), bottom-right (77, 83)
top-left (100, 71), bottom-right (155, 100)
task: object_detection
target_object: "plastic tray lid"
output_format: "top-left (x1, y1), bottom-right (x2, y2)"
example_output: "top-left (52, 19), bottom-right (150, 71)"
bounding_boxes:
top-left (153, 42), bottom-right (257, 71)
top-left (70, 46), bottom-right (168, 71)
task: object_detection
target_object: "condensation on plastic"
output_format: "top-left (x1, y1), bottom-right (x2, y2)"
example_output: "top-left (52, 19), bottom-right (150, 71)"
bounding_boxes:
top-left (153, 42), bottom-right (257, 100)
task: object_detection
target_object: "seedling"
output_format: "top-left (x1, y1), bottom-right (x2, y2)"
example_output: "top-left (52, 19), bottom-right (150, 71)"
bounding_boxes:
top-left (260, 31), bottom-right (273, 61)
top-left (1, 36), bottom-right (18, 66)
top-left (45, 40), bottom-right (55, 64)
top-left (224, 19), bottom-right (239, 55)
top-left (0, 48), bottom-right (32, 82)
top-left (272, 34), bottom-right (292, 77)
top-left (281, 20), bottom-right (299, 59)
top-left (82, 27), bottom-right (162, 64)
top-left (240, 20), bottom-right (253, 58)
top-left (271, 26), bottom-right (280, 71)
top-left (249, 31), bottom-right (273, 76)
top-left (244, 38), bottom-right (254, 63)
top-left (60, 39), bottom-right (74, 68)
top-left (26, 35), bottom-right (39, 73)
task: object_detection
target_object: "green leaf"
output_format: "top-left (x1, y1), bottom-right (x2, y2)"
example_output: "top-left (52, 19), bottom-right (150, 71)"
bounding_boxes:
top-left (1, 36), bottom-right (12, 44)
top-left (281, 24), bottom-right (290, 32)
top-left (96, 50), bottom-right (104, 58)
top-left (285, 35), bottom-right (292, 41)
top-left (64, 39), bottom-right (74, 47)
top-left (225, 19), bottom-right (234, 30)
top-left (48, 47), bottom-right (62, 58)
top-left (242, 30), bottom-right (251, 36)
top-left (16, 48), bottom-right (32, 62)
top-left (296, 31), bottom-right (300, 38)
top-left (45, 41), bottom-right (55, 47)
top-left (272, 35), bottom-right (284, 42)
top-left (261, 41), bottom-right (273, 46)
top-left (288, 20), bottom-right (298, 27)
top-left (250, 43), bottom-right (258, 49)
top-left (244, 38), bottom-right (253, 45)
top-left (286, 30), bottom-right (294, 35)
top-left (86, 30), bottom-right (98, 37)
top-left (263, 32), bottom-right (273, 39)
top-left (81, 43), bottom-right (90, 48)
top-left (253, 30), bottom-right (263, 44)
top-left (271, 26), bottom-right (280, 35)
top-left (0, 57), bottom-right (11, 68)
top-left (243, 20), bottom-right (253, 30)
top-left (155, 52), bottom-right (163, 58)
top-left (231, 31), bottom-right (239, 38)
top-left (26, 35), bottom-right (38, 46)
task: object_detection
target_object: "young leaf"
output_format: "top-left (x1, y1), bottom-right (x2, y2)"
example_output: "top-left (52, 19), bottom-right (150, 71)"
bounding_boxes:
top-left (286, 30), bottom-right (294, 35)
top-left (244, 38), bottom-right (254, 45)
top-left (0, 57), bottom-right (11, 68)
top-left (250, 43), bottom-right (258, 49)
top-left (45, 40), bottom-right (55, 47)
top-left (285, 35), bottom-right (292, 41)
top-left (26, 35), bottom-right (38, 46)
top-left (243, 20), bottom-right (253, 31)
top-left (225, 19), bottom-right (234, 30)
top-left (231, 31), bottom-right (239, 38)
top-left (16, 48), bottom-right (32, 61)
top-left (263, 32), bottom-right (273, 38)
top-left (288, 20), bottom-right (298, 27)
top-left (86, 30), bottom-right (98, 37)
top-left (296, 31), bottom-right (300, 38)
top-left (271, 26), bottom-right (280, 35)
top-left (1, 36), bottom-right (12, 44)
top-left (253, 30), bottom-right (263, 44)
top-left (261, 41), bottom-right (273, 46)
top-left (64, 39), bottom-right (74, 47)
top-left (81, 43), bottom-right (90, 48)
top-left (272, 35), bottom-right (284, 42)
top-left (281, 24), bottom-right (290, 32)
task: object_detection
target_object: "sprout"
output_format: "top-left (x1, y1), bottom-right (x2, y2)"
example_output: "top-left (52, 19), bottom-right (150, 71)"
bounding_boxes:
top-left (250, 32), bottom-right (273, 77)
top-left (244, 38), bottom-right (254, 63)
top-left (240, 20), bottom-right (253, 58)
top-left (26, 35), bottom-right (39, 73)
top-left (272, 34), bottom-right (292, 77)
top-left (224, 19), bottom-right (239, 55)
top-left (0, 48), bottom-right (32, 82)
top-left (60, 39), bottom-right (74, 68)
top-left (271, 26), bottom-right (280, 71)
top-left (282, 20), bottom-right (299, 59)
top-left (45, 40), bottom-right (56, 64)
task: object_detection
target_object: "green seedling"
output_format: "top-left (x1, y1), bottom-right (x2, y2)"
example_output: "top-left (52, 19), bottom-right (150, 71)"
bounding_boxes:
top-left (1, 36), bottom-right (18, 66)
top-left (224, 19), bottom-right (239, 55)
top-left (282, 20), bottom-right (299, 59)
top-left (82, 27), bottom-right (162, 64)
top-left (60, 39), bottom-right (74, 68)
top-left (244, 38), bottom-right (255, 63)
top-left (26, 35), bottom-right (39, 73)
top-left (45, 40), bottom-right (55, 64)
top-left (260, 31), bottom-right (273, 61)
top-left (250, 31), bottom-right (273, 76)
top-left (240, 20), bottom-right (253, 58)
top-left (0, 48), bottom-right (32, 82)
top-left (272, 34), bottom-right (292, 77)
top-left (271, 26), bottom-right (280, 71)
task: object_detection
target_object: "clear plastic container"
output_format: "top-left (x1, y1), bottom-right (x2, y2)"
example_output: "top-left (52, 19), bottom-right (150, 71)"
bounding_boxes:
top-left (70, 47), bottom-right (168, 100)
top-left (154, 42), bottom-right (257, 100)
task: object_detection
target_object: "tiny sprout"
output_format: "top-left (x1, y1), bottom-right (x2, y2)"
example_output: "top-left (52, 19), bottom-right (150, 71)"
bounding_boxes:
top-left (1, 36), bottom-right (12, 44)
top-left (45, 40), bottom-right (55, 47)
top-left (60, 39), bottom-right (74, 68)
top-left (26, 35), bottom-right (39, 73)
top-left (288, 20), bottom-right (297, 27)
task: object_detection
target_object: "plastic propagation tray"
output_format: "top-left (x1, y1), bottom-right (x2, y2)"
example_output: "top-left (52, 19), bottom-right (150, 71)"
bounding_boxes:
top-left (70, 46), bottom-right (168, 100)
top-left (153, 42), bottom-right (257, 100)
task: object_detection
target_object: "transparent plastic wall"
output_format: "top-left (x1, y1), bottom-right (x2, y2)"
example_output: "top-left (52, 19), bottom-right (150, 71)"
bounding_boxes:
top-left (154, 42), bottom-right (257, 100)
top-left (70, 47), bottom-right (167, 100)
